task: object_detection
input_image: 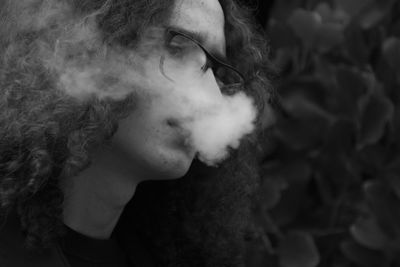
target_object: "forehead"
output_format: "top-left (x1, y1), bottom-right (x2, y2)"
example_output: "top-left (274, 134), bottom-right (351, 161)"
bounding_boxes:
top-left (168, 0), bottom-right (226, 51)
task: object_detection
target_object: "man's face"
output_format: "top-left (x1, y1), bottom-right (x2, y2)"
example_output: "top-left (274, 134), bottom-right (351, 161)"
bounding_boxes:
top-left (109, 0), bottom-right (226, 180)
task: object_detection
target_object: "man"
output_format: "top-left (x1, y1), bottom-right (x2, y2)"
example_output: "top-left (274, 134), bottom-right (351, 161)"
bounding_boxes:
top-left (0, 0), bottom-right (274, 266)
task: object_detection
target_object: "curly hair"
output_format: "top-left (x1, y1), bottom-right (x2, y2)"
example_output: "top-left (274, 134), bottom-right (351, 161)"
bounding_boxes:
top-left (0, 0), bottom-right (275, 266)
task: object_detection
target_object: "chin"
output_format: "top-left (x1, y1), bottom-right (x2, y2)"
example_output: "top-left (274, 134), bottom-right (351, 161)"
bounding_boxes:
top-left (154, 151), bottom-right (195, 180)
top-left (132, 145), bottom-right (195, 181)
top-left (111, 127), bottom-right (196, 180)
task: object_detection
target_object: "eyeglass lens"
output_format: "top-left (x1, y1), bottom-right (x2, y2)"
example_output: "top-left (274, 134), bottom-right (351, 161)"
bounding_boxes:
top-left (161, 32), bottom-right (244, 92)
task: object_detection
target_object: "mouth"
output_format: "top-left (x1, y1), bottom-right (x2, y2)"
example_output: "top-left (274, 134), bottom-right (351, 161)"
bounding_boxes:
top-left (166, 118), bottom-right (195, 152)
top-left (166, 118), bottom-right (181, 128)
top-left (166, 118), bottom-right (192, 138)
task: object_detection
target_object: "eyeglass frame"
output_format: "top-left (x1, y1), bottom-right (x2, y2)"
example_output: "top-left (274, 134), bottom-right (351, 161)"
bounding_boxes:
top-left (161, 27), bottom-right (246, 89)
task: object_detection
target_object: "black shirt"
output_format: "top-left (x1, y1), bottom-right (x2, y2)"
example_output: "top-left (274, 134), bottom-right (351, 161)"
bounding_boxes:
top-left (58, 225), bottom-right (131, 267)
top-left (0, 212), bottom-right (156, 267)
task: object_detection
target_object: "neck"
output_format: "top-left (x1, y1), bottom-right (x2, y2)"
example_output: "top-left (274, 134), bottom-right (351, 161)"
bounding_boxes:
top-left (61, 146), bottom-right (140, 239)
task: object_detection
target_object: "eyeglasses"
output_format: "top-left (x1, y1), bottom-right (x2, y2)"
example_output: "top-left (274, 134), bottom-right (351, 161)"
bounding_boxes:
top-left (160, 28), bottom-right (245, 94)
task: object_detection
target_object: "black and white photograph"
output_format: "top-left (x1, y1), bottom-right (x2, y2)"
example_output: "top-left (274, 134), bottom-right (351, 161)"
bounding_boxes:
top-left (0, 0), bottom-right (399, 266)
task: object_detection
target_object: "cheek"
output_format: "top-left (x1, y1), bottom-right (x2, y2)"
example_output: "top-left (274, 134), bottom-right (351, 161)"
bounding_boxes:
top-left (113, 104), bottom-right (162, 157)
top-left (107, 60), bottom-right (198, 178)
top-left (109, 105), bottom-right (194, 179)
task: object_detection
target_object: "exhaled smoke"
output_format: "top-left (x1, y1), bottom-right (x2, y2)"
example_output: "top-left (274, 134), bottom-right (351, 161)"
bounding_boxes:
top-left (8, 0), bottom-right (258, 166)
top-left (187, 92), bottom-right (256, 165)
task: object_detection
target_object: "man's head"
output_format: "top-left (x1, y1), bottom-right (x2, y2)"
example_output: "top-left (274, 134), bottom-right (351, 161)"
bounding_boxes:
top-left (0, 0), bottom-right (274, 254)
top-left (110, 0), bottom-right (245, 180)
top-left (3, 0), bottom-right (258, 181)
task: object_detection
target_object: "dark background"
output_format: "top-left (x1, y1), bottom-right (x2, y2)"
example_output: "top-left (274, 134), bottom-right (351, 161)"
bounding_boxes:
top-left (243, 0), bottom-right (274, 26)
top-left (242, 0), bottom-right (400, 266)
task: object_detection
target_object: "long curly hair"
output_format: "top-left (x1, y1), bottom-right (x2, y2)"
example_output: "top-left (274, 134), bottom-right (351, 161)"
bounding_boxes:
top-left (0, 0), bottom-right (275, 266)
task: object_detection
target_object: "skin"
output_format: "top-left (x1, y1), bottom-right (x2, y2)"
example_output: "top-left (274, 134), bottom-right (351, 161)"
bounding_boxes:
top-left (62, 0), bottom-right (226, 239)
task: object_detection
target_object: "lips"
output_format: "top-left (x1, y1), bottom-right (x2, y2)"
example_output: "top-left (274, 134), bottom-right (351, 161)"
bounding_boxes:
top-left (166, 118), bottom-right (194, 152)
top-left (166, 117), bottom-right (194, 127)
top-left (167, 118), bottom-right (192, 138)
top-left (166, 118), bottom-right (181, 128)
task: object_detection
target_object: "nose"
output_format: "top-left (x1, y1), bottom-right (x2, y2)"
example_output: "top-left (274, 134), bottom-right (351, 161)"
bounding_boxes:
top-left (202, 68), bottom-right (224, 98)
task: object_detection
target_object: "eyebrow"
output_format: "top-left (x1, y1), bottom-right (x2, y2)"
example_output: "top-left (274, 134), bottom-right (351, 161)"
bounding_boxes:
top-left (165, 25), bottom-right (228, 61)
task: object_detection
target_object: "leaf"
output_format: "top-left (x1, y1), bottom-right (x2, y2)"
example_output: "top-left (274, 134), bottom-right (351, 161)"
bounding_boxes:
top-left (356, 144), bottom-right (387, 175)
top-left (322, 120), bottom-right (356, 154)
top-left (335, 67), bottom-right (368, 117)
top-left (269, 161), bottom-right (312, 226)
top-left (268, 19), bottom-right (299, 49)
top-left (271, 47), bottom-right (299, 73)
top-left (394, 107), bottom-right (400, 146)
top-left (341, 240), bottom-right (387, 267)
top-left (245, 238), bottom-right (276, 267)
top-left (344, 23), bottom-right (370, 66)
top-left (357, 92), bottom-right (394, 149)
top-left (277, 231), bottom-right (320, 267)
top-left (382, 37), bottom-right (400, 74)
top-left (278, 76), bottom-right (328, 107)
top-left (261, 160), bottom-right (311, 211)
top-left (277, 160), bottom-right (312, 184)
top-left (274, 116), bottom-right (328, 151)
top-left (302, 3), bottom-right (347, 51)
top-left (315, 2), bottom-right (350, 25)
top-left (357, 0), bottom-right (396, 29)
top-left (274, 91), bottom-right (331, 150)
top-left (258, 178), bottom-right (287, 210)
top-left (336, 67), bottom-right (368, 102)
top-left (358, 6), bottom-right (386, 29)
top-left (350, 216), bottom-right (390, 250)
top-left (315, 22), bottom-right (344, 51)
top-left (269, 0), bottom-right (308, 22)
top-left (386, 159), bottom-right (400, 199)
top-left (281, 93), bottom-right (333, 122)
top-left (335, 0), bottom-right (373, 16)
top-left (363, 181), bottom-right (400, 237)
top-left (287, 9), bottom-right (321, 47)
top-left (314, 2), bottom-right (334, 22)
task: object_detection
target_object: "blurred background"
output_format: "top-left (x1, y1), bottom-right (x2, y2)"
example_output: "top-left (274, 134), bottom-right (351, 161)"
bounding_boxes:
top-left (242, 0), bottom-right (400, 266)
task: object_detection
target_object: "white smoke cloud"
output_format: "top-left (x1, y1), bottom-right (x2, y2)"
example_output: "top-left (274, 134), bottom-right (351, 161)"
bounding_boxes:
top-left (14, 0), bottom-right (259, 166)
top-left (190, 92), bottom-right (256, 165)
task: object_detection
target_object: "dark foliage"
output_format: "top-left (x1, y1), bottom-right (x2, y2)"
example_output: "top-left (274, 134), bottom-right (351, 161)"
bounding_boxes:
top-left (248, 0), bottom-right (400, 266)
